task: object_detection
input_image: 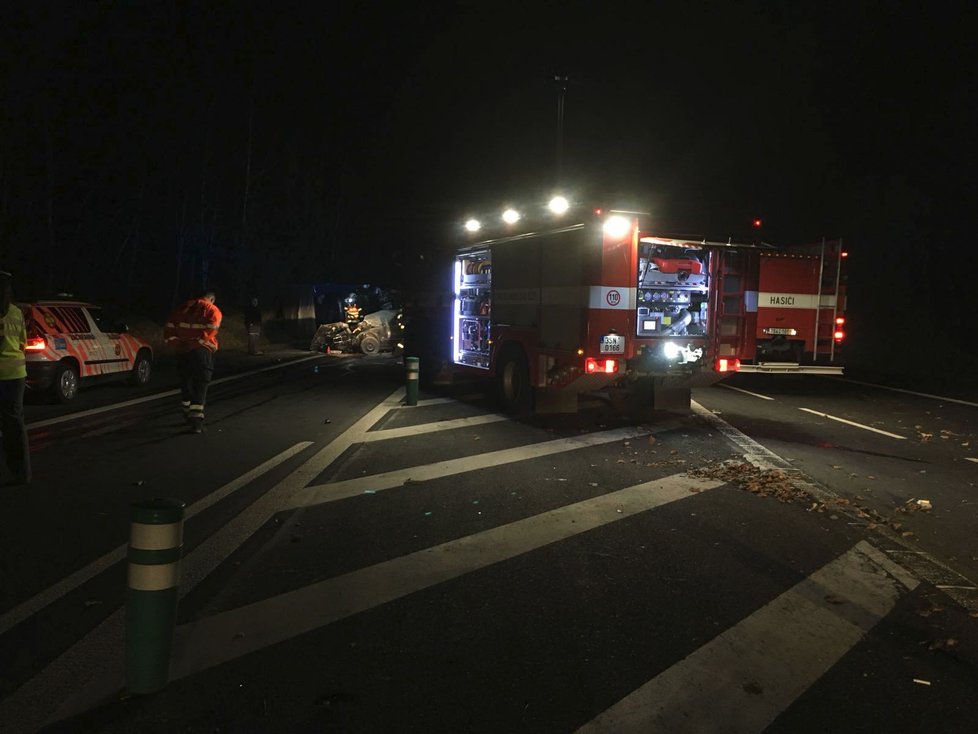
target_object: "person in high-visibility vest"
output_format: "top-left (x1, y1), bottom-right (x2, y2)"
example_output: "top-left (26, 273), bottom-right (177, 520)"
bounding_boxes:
top-left (164, 290), bottom-right (222, 434)
top-left (0, 270), bottom-right (30, 485)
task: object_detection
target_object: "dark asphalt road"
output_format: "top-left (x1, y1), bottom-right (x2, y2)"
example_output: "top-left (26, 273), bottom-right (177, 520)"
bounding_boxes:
top-left (0, 363), bottom-right (975, 733)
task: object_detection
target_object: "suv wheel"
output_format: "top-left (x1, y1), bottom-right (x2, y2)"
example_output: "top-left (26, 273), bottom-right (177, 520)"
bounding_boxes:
top-left (130, 352), bottom-right (152, 386)
top-left (52, 362), bottom-right (79, 403)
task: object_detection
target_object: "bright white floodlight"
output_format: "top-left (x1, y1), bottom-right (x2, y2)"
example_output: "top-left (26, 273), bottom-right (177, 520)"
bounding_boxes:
top-left (464, 218), bottom-right (481, 233)
top-left (548, 196), bottom-right (569, 215)
top-left (663, 341), bottom-right (681, 360)
top-left (502, 208), bottom-right (520, 224)
top-left (602, 215), bottom-right (632, 239)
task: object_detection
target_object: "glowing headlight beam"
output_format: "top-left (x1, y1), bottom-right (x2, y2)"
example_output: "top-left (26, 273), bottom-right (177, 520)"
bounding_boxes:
top-left (464, 218), bottom-right (481, 233)
top-left (548, 196), bottom-right (569, 215)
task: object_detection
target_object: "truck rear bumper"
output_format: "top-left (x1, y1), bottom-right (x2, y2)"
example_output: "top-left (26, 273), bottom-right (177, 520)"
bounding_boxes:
top-left (738, 362), bottom-right (844, 375)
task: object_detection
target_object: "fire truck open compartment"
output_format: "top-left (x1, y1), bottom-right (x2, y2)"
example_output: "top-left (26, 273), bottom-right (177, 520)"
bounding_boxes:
top-left (636, 240), bottom-right (711, 339)
top-left (454, 250), bottom-right (492, 368)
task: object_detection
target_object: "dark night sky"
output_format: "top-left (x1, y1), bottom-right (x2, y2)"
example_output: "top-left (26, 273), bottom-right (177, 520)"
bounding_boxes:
top-left (1, 1), bottom-right (975, 360)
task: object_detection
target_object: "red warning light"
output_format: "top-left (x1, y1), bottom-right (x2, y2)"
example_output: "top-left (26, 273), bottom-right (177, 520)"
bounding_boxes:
top-left (752, 218), bottom-right (763, 228)
top-left (841, 251), bottom-right (849, 258)
top-left (585, 357), bottom-right (618, 374)
top-left (715, 357), bottom-right (741, 373)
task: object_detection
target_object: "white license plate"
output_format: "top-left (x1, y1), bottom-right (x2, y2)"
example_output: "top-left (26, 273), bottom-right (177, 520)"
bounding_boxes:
top-left (764, 328), bottom-right (795, 335)
top-left (600, 334), bottom-right (624, 353)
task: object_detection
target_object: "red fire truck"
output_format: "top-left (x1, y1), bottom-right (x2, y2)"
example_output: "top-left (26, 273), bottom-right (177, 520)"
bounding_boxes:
top-left (431, 202), bottom-right (845, 415)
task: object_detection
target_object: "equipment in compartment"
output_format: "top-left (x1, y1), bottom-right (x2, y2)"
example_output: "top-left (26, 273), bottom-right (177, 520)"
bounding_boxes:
top-left (455, 251), bottom-right (493, 368)
top-left (636, 242), bottom-right (710, 338)
top-left (639, 245), bottom-right (707, 287)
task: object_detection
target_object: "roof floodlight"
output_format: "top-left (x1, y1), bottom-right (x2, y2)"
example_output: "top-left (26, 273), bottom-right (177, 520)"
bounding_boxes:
top-left (602, 215), bottom-right (632, 239)
top-left (502, 208), bottom-right (521, 224)
top-left (548, 196), bottom-right (569, 215)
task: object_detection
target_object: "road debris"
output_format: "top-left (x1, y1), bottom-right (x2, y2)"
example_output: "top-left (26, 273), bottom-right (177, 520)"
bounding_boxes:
top-left (897, 498), bottom-right (933, 513)
top-left (687, 461), bottom-right (930, 536)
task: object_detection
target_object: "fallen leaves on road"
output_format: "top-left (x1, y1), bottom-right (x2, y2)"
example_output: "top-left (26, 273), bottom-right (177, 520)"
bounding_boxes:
top-left (687, 461), bottom-right (931, 536)
top-left (687, 462), bottom-right (815, 505)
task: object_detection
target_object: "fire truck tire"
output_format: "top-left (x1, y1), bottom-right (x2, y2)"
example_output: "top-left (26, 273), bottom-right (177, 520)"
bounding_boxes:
top-left (130, 351), bottom-right (152, 386)
top-left (52, 361), bottom-right (80, 403)
top-left (359, 334), bottom-right (380, 355)
top-left (497, 347), bottom-right (532, 415)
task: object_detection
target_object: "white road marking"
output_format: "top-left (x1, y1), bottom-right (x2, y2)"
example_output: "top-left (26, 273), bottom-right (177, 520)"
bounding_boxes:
top-left (26, 354), bottom-right (324, 430)
top-left (170, 473), bottom-right (724, 679)
top-left (0, 441), bottom-right (312, 638)
top-left (798, 407), bottom-right (906, 439)
top-left (7, 388), bottom-right (407, 733)
top-left (966, 457), bottom-right (978, 465)
top-left (833, 377), bottom-right (978, 408)
top-left (362, 413), bottom-right (510, 441)
top-left (399, 397), bottom-right (456, 407)
top-left (718, 383), bottom-right (775, 400)
top-left (288, 426), bottom-right (650, 508)
top-left (576, 540), bottom-right (916, 734)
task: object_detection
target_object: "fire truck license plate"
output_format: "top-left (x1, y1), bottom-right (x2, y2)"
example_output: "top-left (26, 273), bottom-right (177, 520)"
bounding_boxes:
top-left (765, 328), bottom-right (794, 335)
top-left (600, 334), bottom-right (624, 353)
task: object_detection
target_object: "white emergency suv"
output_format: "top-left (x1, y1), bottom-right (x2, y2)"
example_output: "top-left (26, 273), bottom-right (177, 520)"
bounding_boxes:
top-left (21, 299), bottom-right (153, 402)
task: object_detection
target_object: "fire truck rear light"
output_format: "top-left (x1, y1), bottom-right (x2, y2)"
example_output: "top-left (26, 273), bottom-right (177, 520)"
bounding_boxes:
top-left (834, 330), bottom-right (845, 341)
top-left (26, 336), bottom-right (46, 351)
top-left (841, 251), bottom-right (849, 258)
top-left (585, 357), bottom-right (618, 374)
top-left (835, 316), bottom-right (845, 325)
top-left (715, 357), bottom-right (740, 373)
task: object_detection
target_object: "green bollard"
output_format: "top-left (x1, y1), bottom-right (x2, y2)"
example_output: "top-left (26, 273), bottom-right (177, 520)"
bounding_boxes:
top-left (405, 356), bottom-right (420, 406)
top-left (126, 497), bottom-right (186, 695)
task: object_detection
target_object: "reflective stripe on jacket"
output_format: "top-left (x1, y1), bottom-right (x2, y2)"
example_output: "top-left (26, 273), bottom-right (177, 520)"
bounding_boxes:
top-left (0, 304), bottom-right (27, 380)
top-left (164, 299), bottom-right (222, 353)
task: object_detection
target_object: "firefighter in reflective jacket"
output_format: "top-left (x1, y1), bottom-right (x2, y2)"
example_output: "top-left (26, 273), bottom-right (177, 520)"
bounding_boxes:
top-left (164, 290), bottom-right (222, 433)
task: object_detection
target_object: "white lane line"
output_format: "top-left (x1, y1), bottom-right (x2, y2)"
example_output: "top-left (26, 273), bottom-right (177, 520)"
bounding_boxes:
top-left (0, 441), bottom-right (312, 638)
top-left (834, 377), bottom-right (978, 408)
top-left (170, 473), bottom-right (724, 679)
top-left (362, 413), bottom-right (509, 441)
top-left (718, 383), bottom-right (775, 400)
top-left (798, 407), bottom-right (906, 439)
top-left (289, 426), bottom-right (650, 508)
top-left (26, 354), bottom-right (324, 430)
top-left (576, 540), bottom-right (916, 734)
top-left (9, 387), bottom-right (407, 733)
top-left (966, 458), bottom-right (978, 465)
top-left (399, 397), bottom-right (456, 408)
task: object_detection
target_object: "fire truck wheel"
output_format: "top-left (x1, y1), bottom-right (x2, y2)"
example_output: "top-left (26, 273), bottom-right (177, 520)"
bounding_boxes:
top-left (52, 361), bottom-right (80, 403)
top-left (130, 351), bottom-right (152, 386)
top-left (497, 347), bottom-right (532, 415)
top-left (359, 334), bottom-right (380, 355)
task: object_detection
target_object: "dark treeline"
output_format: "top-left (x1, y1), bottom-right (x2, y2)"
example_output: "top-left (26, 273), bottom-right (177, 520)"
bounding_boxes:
top-left (0, 3), bottom-right (445, 316)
